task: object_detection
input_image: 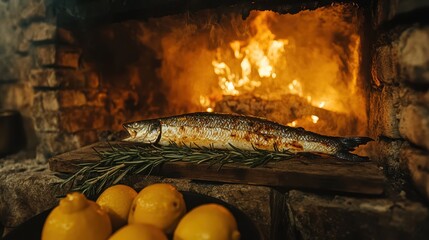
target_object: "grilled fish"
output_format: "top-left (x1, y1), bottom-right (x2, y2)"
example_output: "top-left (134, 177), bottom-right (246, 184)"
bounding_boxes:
top-left (123, 112), bottom-right (372, 161)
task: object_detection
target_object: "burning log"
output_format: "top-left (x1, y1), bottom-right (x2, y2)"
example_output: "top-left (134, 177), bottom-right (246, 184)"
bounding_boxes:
top-left (214, 94), bottom-right (362, 136)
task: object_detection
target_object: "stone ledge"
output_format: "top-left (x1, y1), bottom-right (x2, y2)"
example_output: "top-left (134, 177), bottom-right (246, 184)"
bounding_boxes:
top-left (286, 190), bottom-right (429, 240)
top-left (1, 157), bottom-right (428, 239)
top-left (0, 157), bottom-right (64, 233)
top-left (0, 157), bottom-right (275, 239)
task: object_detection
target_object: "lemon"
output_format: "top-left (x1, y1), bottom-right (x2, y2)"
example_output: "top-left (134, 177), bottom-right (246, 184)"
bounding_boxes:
top-left (96, 184), bottom-right (138, 230)
top-left (41, 192), bottom-right (112, 240)
top-left (128, 183), bottom-right (186, 234)
top-left (174, 203), bottom-right (241, 240)
top-left (109, 223), bottom-right (168, 240)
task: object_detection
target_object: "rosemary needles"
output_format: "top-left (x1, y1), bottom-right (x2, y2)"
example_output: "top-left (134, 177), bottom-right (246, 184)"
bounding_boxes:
top-left (59, 143), bottom-right (295, 196)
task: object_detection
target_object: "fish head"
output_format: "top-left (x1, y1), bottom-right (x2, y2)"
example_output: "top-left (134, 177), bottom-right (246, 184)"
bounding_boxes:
top-left (122, 120), bottom-right (161, 143)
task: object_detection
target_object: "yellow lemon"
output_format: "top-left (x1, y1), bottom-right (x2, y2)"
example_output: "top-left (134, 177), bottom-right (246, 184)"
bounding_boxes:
top-left (109, 223), bottom-right (168, 240)
top-left (174, 203), bottom-right (241, 240)
top-left (128, 183), bottom-right (186, 234)
top-left (96, 184), bottom-right (138, 230)
top-left (41, 192), bottom-right (112, 240)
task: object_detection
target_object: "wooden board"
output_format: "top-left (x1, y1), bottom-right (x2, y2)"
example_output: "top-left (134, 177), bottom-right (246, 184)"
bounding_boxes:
top-left (49, 141), bottom-right (385, 195)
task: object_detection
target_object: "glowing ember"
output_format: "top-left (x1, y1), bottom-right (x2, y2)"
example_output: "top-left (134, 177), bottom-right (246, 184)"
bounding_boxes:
top-left (288, 121), bottom-right (298, 127)
top-left (288, 79), bottom-right (303, 97)
top-left (311, 115), bottom-right (320, 124)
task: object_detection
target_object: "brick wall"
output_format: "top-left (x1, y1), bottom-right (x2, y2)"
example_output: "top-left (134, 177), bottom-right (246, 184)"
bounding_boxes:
top-left (0, 0), bottom-right (106, 159)
top-left (0, 0), bottom-right (54, 155)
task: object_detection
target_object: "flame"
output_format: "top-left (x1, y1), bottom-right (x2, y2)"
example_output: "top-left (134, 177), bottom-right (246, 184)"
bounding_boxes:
top-left (208, 11), bottom-right (341, 121)
top-left (198, 7), bottom-right (365, 134)
top-left (200, 95), bottom-right (216, 112)
top-left (288, 79), bottom-right (303, 96)
top-left (211, 12), bottom-right (288, 96)
top-left (199, 95), bottom-right (210, 107)
top-left (230, 41), bottom-right (242, 59)
top-left (212, 59), bottom-right (239, 95)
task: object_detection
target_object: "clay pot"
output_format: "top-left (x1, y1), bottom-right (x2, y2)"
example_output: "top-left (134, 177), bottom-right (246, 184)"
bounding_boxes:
top-left (0, 110), bottom-right (26, 158)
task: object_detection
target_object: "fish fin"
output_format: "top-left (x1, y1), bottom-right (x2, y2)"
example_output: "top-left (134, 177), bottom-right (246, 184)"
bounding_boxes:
top-left (334, 151), bottom-right (370, 162)
top-left (339, 137), bottom-right (373, 151)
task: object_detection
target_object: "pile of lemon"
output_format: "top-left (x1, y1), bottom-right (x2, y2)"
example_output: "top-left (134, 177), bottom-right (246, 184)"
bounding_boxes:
top-left (41, 183), bottom-right (241, 240)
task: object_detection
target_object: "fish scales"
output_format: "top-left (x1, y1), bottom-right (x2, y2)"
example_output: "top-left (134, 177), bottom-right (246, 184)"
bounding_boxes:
top-left (160, 113), bottom-right (333, 153)
top-left (123, 112), bottom-right (372, 161)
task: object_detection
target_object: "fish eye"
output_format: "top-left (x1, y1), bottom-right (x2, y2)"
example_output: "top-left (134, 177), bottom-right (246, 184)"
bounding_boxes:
top-left (132, 122), bottom-right (139, 128)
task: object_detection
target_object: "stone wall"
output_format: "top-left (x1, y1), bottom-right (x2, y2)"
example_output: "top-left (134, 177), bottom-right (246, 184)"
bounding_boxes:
top-left (369, 0), bottom-right (429, 200)
top-left (30, 38), bottom-right (104, 159)
top-left (0, 0), bottom-right (118, 160)
top-left (0, 0), bottom-right (50, 153)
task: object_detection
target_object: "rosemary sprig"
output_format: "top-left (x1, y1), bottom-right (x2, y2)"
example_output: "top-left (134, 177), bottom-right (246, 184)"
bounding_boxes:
top-left (59, 143), bottom-right (295, 197)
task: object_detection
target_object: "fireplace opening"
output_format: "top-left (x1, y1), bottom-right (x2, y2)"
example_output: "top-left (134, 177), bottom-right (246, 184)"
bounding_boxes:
top-left (74, 3), bottom-right (367, 137)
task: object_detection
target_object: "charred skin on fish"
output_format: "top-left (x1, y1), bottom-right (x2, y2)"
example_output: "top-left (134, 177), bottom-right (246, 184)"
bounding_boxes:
top-left (123, 112), bottom-right (372, 162)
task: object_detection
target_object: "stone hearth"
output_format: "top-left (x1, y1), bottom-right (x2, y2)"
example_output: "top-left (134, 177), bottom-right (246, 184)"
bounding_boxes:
top-left (1, 153), bottom-right (429, 239)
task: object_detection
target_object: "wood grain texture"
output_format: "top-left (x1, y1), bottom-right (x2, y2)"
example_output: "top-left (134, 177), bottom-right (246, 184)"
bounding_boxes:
top-left (49, 141), bottom-right (385, 195)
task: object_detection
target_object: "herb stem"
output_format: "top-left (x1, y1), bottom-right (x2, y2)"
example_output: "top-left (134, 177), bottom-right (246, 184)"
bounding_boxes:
top-left (59, 142), bottom-right (295, 197)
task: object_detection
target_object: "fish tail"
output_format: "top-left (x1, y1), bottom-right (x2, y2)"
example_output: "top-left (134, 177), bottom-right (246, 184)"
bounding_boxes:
top-left (334, 137), bottom-right (373, 162)
top-left (338, 137), bottom-right (373, 151)
top-left (334, 151), bottom-right (370, 162)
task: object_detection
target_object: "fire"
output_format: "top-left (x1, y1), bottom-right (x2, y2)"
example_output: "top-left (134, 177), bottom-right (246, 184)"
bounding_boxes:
top-left (177, 5), bottom-right (364, 135)
top-left (134, 3), bottom-right (365, 135)
top-left (208, 11), bottom-right (337, 125)
top-left (211, 12), bottom-right (288, 97)
top-left (200, 7), bottom-right (360, 133)
top-left (209, 11), bottom-right (328, 124)
top-left (288, 121), bottom-right (297, 127)
top-left (288, 79), bottom-right (303, 97)
top-left (311, 115), bottom-right (320, 124)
